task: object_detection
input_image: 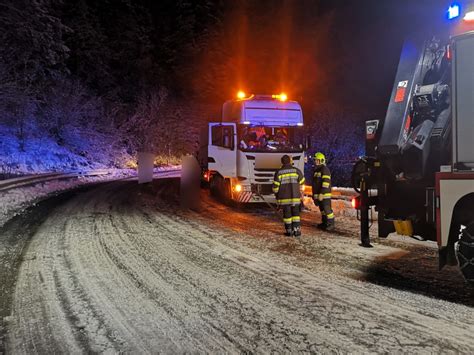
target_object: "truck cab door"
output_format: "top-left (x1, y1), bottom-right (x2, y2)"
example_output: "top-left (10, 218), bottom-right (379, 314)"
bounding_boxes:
top-left (208, 123), bottom-right (237, 177)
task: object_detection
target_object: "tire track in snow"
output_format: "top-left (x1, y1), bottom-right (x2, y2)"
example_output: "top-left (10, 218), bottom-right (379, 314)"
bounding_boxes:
top-left (4, 179), bottom-right (474, 353)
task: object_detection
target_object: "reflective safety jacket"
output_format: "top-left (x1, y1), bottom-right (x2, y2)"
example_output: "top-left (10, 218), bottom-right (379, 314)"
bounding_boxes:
top-left (312, 165), bottom-right (332, 200)
top-left (272, 164), bottom-right (305, 205)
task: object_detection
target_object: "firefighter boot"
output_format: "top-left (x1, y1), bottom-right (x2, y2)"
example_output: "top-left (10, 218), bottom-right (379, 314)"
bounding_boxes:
top-left (325, 218), bottom-right (335, 232)
top-left (284, 224), bottom-right (293, 237)
top-left (293, 225), bottom-right (301, 238)
top-left (317, 215), bottom-right (328, 229)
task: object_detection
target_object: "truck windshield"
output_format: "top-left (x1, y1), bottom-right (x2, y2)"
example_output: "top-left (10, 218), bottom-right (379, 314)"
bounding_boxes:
top-left (238, 125), bottom-right (304, 152)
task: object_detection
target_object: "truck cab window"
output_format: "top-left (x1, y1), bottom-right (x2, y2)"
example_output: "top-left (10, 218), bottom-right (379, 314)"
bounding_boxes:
top-left (211, 126), bottom-right (223, 146)
top-left (222, 126), bottom-right (234, 149)
top-left (212, 125), bottom-right (234, 150)
top-left (238, 125), bottom-right (304, 153)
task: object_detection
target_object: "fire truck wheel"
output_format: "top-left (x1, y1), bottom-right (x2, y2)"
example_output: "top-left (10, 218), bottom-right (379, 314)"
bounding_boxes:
top-left (456, 222), bottom-right (474, 285)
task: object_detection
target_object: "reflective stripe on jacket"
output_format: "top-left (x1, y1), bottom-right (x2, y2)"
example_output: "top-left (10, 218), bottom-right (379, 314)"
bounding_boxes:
top-left (273, 164), bottom-right (305, 205)
top-left (312, 165), bottom-right (332, 199)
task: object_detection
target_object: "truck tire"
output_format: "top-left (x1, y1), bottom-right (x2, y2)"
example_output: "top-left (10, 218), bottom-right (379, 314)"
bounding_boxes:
top-left (210, 175), bottom-right (233, 204)
top-left (456, 222), bottom-right (474, 284)
top-left (209, 175), bottom-right (222, 198)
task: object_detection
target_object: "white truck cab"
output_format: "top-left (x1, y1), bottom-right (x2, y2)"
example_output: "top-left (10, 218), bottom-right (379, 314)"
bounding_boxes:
top-left (198, 94), bottom-right (306, 203)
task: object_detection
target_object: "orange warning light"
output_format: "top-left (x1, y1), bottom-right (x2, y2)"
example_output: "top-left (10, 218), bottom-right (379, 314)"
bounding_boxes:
top-left (237, 91), bottom-right (246, 99)
top-left (272, 93), bottom-right (288, 101)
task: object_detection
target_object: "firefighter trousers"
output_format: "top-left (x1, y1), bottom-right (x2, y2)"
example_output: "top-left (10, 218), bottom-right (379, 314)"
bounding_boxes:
top-left (318, 199), bottom-right (334, 225)
top-left (282, 204), bottom-right (301, 232)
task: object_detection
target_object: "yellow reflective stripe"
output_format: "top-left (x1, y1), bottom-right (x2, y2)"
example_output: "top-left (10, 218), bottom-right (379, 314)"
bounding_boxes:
top-left (280, 173), bottom-right (299, 179)
top-left (323, 193), bottom-right (332, 199)
top-left (314, 172), bottom-right (321, 177)
top-left (327, 213), bottom-right (335, 219)
top-left (277, 198), bottom-right (301, 203)
top-left (283, 217), bottom-right (292, 223)
top-left (273, 181), bottom-right (280, 186)
top-left (322, 182), bottom-right (330, 188)
top-left (272, 188), bottom-right (279, 193)
top-left (292, 216), bottom-right (301, 222)
top-left (299, 177), bottom-right (305, 184)
top-left (322, 175), bottom-right (331, 179)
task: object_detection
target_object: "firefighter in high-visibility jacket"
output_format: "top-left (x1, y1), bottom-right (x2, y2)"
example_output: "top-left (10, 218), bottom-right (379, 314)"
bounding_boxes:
top-left (312, 152), bottom-right (335, 231)
top-left (273, 155), bottom-right (305, 237)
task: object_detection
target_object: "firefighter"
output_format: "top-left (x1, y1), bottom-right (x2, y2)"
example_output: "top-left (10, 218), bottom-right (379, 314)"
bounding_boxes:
top-left (273, 155), bottom-right (305, 237)
top-left (312, 152), bottom-right (335, 231)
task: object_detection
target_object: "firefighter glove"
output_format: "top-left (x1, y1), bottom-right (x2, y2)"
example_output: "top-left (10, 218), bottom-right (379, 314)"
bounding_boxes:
top-left (318, 193), bottom-right (324, 201)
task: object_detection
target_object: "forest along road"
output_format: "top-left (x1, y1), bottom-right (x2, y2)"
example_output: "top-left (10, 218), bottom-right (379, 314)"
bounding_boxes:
top-left (1, 179), bottom-right (473, 353)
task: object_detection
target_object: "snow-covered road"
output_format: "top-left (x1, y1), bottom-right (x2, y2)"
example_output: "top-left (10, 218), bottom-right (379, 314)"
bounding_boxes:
top-left (1, 179), bottom-right (473, 353)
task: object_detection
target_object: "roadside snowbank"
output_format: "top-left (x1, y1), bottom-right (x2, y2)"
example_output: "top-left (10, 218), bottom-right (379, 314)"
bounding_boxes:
top-left (0, 166), bottom-right (180, 229)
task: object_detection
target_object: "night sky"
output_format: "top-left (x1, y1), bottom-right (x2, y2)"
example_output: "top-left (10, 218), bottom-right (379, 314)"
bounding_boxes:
top-left (0, 0), bottom-right (460, 175)
top-left (199, 0), bottom-right (453, 116)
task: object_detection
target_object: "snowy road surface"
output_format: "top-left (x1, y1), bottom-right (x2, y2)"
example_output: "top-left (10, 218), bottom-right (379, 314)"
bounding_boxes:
top-left (1, 179), bottom-right (473, 353)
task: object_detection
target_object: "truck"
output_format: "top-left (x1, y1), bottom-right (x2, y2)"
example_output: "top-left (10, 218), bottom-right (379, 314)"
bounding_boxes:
top-left (198, 93), bottom-right (306, 204)
top-left (351, 4), bottom-right (474, 283)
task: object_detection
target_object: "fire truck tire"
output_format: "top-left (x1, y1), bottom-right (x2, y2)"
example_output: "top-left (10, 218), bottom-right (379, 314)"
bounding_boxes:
top-left (456, 222), bottom-right (474, 285)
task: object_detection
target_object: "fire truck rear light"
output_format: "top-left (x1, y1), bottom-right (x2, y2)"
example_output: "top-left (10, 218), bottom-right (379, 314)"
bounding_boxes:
top-left (234, 184), bottom-right (242, 192)
top-left (464, 11), bottom-right (474, 21)
top-left (352, 196), bottom-right (362, 210)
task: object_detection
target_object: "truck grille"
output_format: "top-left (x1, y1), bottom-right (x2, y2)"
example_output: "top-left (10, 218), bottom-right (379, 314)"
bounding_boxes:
top-left (251, 183), bottom-right (273, 195)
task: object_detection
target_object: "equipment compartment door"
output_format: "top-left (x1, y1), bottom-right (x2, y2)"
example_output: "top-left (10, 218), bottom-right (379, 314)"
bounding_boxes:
top-left (453, 33), bottom-right (474, 169)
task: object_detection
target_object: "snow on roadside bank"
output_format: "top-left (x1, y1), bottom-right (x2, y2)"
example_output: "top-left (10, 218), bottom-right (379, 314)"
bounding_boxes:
top-left (0, 166), bottom-right (180, 229)
top-left (0, 164), bottom-right (363, 232)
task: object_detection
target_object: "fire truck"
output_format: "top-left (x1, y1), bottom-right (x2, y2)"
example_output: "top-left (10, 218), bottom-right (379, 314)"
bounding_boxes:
top-left (198, 93), bottom-right (306, 204)
top-left (352, 3), bottom-right (474, 283)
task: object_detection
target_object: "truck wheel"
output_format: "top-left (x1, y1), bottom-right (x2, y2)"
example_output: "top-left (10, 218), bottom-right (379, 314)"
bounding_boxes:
top-left (209, 175), bottom-right (222, 198)
top-left (456, 222), bottom-right (474, 284)
top-left (222, 179), bottom-right (235, 205)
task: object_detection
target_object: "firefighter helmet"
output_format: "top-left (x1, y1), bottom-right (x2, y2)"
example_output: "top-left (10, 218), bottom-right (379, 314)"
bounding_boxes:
top-left (314, 152), bottom-right (326, 165)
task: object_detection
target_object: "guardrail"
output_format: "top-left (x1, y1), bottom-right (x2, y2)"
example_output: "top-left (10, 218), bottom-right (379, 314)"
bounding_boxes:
top-left (0, 170), bottom-right (113, 193)
top-left (0, 168), bottom-right (182, 193)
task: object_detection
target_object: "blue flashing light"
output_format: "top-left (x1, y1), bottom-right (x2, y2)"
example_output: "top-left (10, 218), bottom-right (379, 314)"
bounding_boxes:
top-left (448, 4), bottom-right (460, 20)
